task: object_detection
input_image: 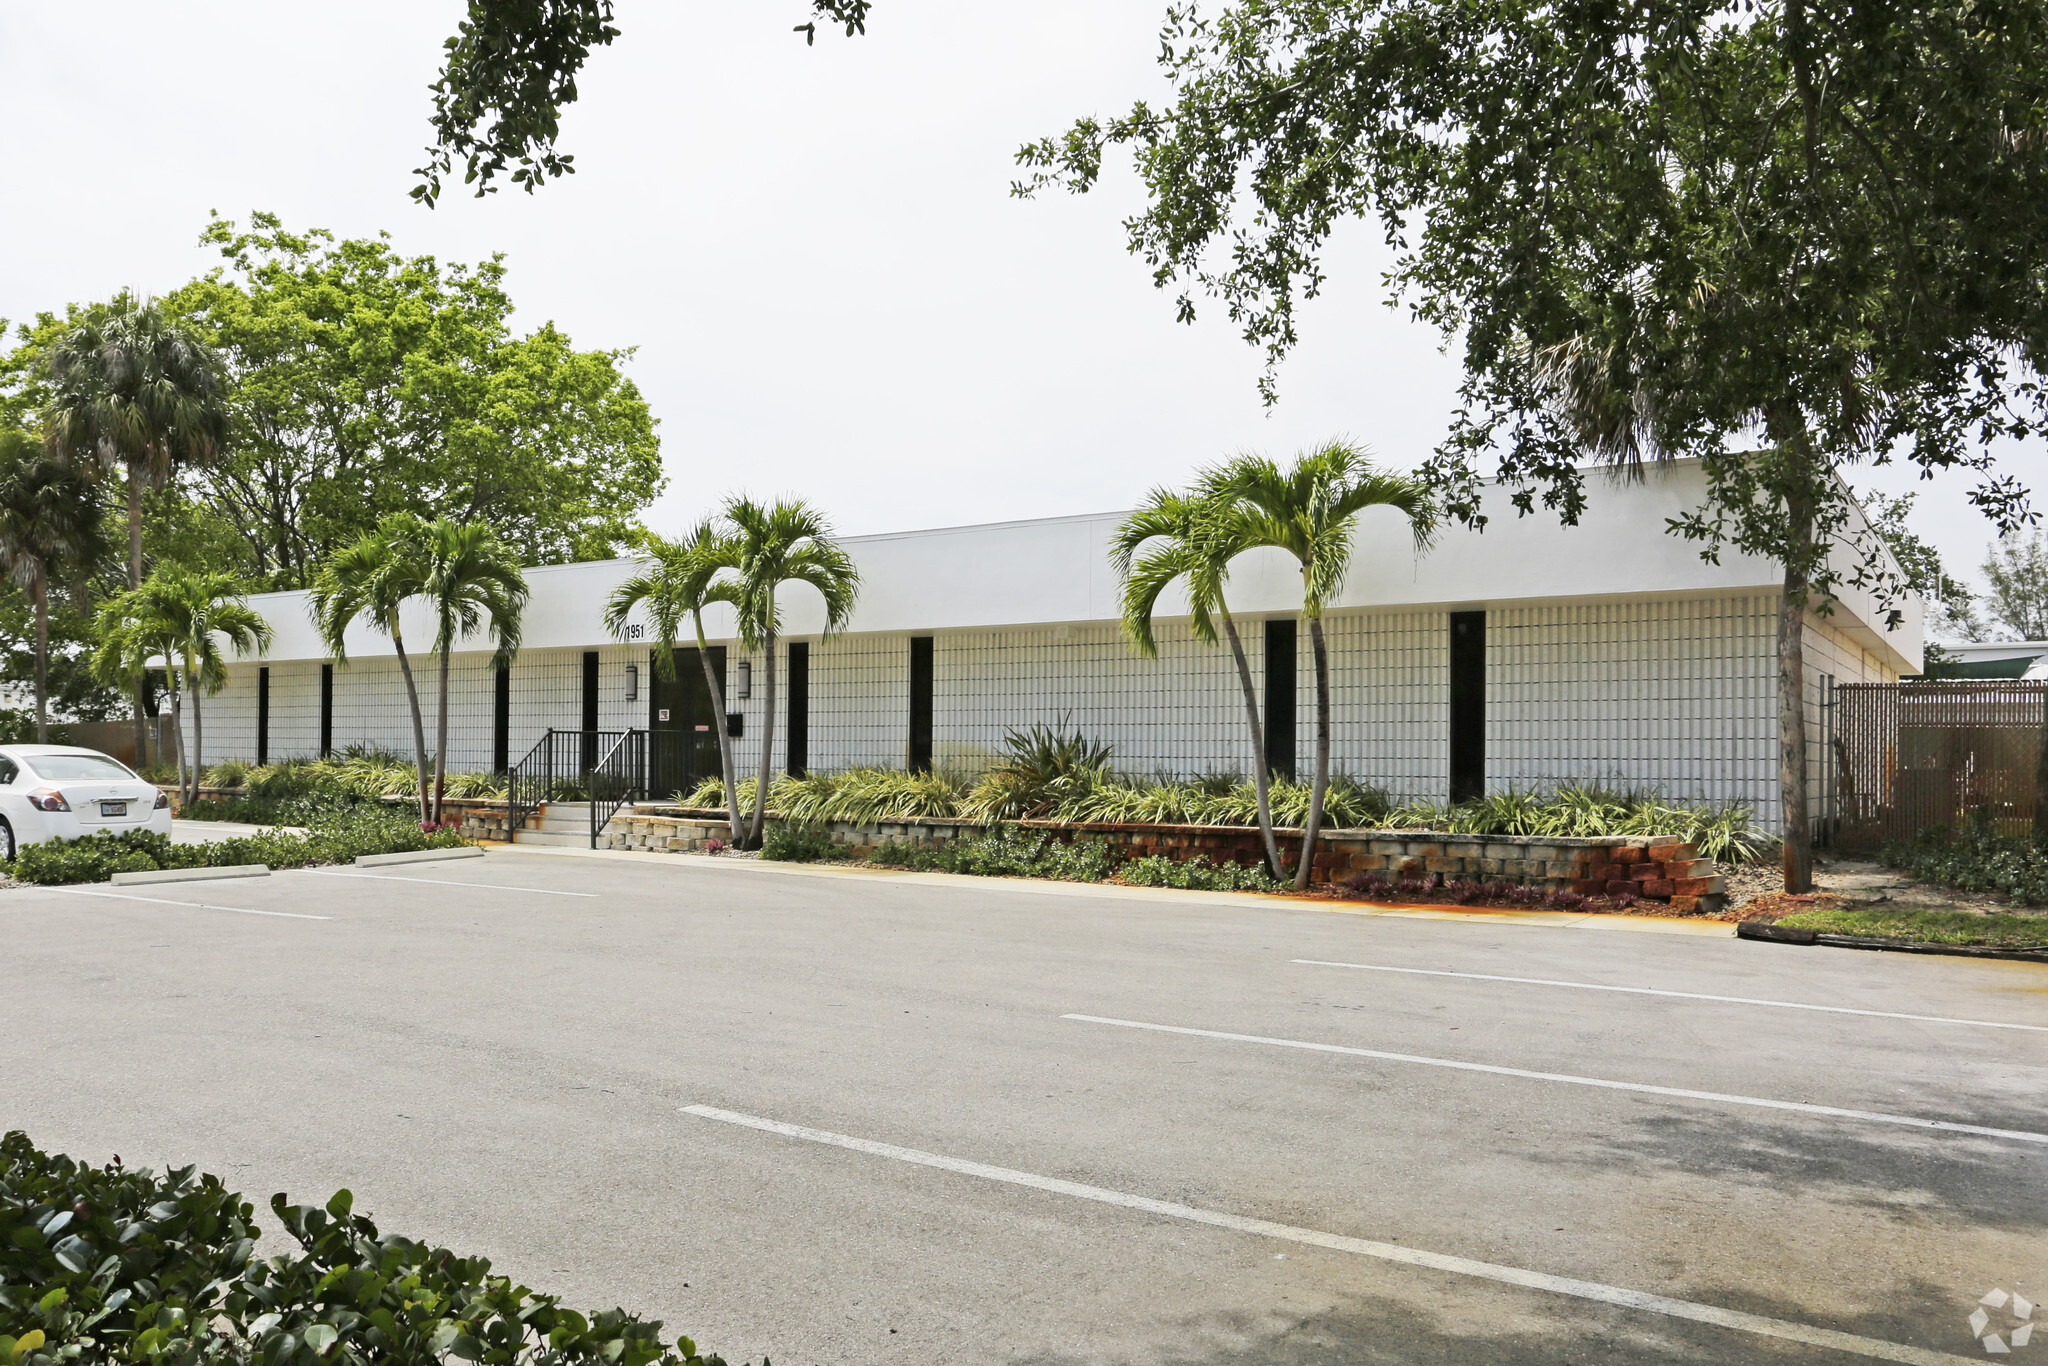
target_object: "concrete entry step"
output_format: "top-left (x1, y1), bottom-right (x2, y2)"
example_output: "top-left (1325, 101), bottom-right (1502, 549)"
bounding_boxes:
top-left (511, 828), bottom-right (594, 847)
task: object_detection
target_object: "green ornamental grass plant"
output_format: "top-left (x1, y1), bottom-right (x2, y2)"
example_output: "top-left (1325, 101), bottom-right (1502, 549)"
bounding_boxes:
top-left (676, 762), bottom-right (1762, 862)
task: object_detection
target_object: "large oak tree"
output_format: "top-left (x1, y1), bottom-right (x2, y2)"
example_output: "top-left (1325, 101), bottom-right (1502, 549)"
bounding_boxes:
top-left (1016, 0), bottom-right (2048, 889)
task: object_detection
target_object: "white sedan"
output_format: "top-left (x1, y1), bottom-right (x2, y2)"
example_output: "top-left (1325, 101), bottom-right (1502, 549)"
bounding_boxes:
top-left (0, 745), bottom-right (172, 860)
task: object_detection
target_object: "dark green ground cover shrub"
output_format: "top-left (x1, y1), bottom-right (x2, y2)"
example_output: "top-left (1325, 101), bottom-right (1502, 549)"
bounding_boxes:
top-left (1116, 854), bottom-right (1283, 891)
top-left (177, 795), bottom-right (323, 824)
top-left (1883, 824), bottom-right (2048, 907)
top-left (0, 1132), bottom-right (743, 1365)
top-left (866, 824), bottom-right (1120, 881)
top-left (758, 822), bottom-right (837, 863)
top-left (5, 807), bottom-right (467, 886)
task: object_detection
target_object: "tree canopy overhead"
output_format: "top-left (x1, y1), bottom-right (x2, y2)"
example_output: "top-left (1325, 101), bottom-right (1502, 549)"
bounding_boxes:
top-left (1016, 0), bottom-right (2045, 546)
top-left (1018, 0), bottom-right (2048, 890)
top-left (164, 213), bottom-right (663, 585)
top-left (414, 0), bottom-right (875, 206)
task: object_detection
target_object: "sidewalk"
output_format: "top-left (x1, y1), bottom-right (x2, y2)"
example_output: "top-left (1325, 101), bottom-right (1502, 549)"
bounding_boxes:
top-left (480, 840), bottom-right (1736, 938)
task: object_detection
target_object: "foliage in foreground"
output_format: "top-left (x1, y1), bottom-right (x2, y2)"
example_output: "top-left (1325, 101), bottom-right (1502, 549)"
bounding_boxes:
top-left (682, 766), bottom-right (1766, 863)
top-left (4, 806), bottom-right (466, 886)
top-left (865, 825), bottom-right (1122, 882)
top-left (0, 1131), bottom-right (740, 1366)
top-left (1881, 825), bottom-right (2048, 908)
top-left (179, 751), bottom-right (509, 824)
top-left (1774, 906), bottom-right (2048, 950)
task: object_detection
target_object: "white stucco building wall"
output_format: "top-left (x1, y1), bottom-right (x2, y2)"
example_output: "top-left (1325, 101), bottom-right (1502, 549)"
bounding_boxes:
top-left (180, 461), bottom-right (1921, 829)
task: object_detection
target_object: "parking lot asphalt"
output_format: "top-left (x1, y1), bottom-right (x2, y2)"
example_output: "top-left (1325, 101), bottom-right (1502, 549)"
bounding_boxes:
top-left (6, 850), bottom-right (2046, 1365)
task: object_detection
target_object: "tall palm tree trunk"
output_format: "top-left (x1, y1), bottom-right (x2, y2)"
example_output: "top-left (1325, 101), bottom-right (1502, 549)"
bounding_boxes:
top-left (693, 618), bottom-right (745, 845)
top-left (1778, 498), bottom-right (1815, 894)
top-left (433, 647), bottom-right (453, 825)
top-left (190, 687), bottom-right (204, 804)
top-left (1294, 616), bottom-right (1333, 891)
top-left (391, 632), bottom-right (433, 821)
top-left (1219, 609), bottom-right (1282, 877)
top-left (748, 632), bottom-right (777, 847)
top-left (31, 573), bottom-right (49, 745)
top-left (167, 674), bottom-right (187, 810)
top-left (126, 469), bottom-right (147, 768)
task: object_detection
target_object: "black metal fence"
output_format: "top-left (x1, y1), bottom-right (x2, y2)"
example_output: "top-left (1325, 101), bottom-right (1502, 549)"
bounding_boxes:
top-left (509, 727), bottom-right (716, 844)
top-left (1834, 682), bottom-right (2048, 848)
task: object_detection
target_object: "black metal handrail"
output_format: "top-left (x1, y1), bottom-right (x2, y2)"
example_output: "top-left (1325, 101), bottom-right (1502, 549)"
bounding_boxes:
top-left (504, 728), bottom-right (625, 835)
top-left (589, 729), bottom-right (644, 848)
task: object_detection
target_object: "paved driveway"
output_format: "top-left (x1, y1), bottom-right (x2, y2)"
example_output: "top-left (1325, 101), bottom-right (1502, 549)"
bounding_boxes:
top-left (5, 851), bottom-right (2045, 1364)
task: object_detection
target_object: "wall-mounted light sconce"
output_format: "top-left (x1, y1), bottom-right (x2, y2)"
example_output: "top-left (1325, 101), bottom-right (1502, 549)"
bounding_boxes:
top-left (624, 664), bottom-right (639, 702)
top-left (736, 660), bottom-right (753, 699)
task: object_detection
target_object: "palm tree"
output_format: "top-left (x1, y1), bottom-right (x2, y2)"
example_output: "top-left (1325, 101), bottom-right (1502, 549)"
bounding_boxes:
top-left (311, 515), bottom-right (436, 818)
top-left (1111, 489), bottom-right (1283, 877)
top-left (723, 497), bottom-right (859, 848)
top-left (44, 294), bottom-right (229, 764)
top-left (93, 567), bottom-right (271, 802)
top-left (0, 430), bottom-right (107, 743)
top-left (603, 522), bottom-right (747, 841)
top-left (416, 518), bottom-right (527, 824)
top-left (1204, 442), bottom-right (1438, 890)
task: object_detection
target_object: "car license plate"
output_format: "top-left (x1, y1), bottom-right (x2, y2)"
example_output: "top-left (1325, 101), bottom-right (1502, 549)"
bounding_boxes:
top-left (100, 801), bottom-right (127, 817)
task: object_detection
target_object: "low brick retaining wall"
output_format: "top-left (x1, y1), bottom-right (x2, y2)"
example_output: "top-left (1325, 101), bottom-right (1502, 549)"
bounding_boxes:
top-left (613, 806), bottom-right (1727, 912)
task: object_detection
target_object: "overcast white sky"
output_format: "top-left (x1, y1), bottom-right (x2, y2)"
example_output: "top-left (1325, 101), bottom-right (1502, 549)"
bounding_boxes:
top-left (0, 0), bottom-right (2032, 600)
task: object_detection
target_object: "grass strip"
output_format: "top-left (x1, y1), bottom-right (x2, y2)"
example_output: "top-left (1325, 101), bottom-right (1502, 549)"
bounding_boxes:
top-left (1776, 906), bottom-right (2048, 949)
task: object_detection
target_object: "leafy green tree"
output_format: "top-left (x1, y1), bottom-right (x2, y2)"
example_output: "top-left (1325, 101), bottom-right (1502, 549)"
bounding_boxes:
top-left (164, 213), bottom-right (662, 585)
top-left (722, 498), bottom-right (859, 848)
top-left (0, 431), bottom-right (107, 740)
top-left (93, 568), bottom-right (272, 801)
top-left (1860, 493), bottom-right (1981, 641)
top-left (604, 523), bottom-right (747, 841)
top-left (414, 519), bottom-right (528, 824)
top-left (45, 293), bottom-right (229, 760)
top-left (1203, 443), bottom-right (1436, 890)
top-left (1112, 489), bottom-right (1282, 876)
top-left (311, 516), bottom-right (438, 817)
top-left (1018, 0), bottom-right (2047, 892)
top-left (414, 1), bottom-right (875, 204)
top-left (1981, 532), bottom-right (2048, 642)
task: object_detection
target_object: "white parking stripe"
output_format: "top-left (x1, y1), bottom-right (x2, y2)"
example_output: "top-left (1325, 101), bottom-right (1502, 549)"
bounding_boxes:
top-left (43, 888), bottom-right (329, 920)
top-left (1063, 1014), bottom-right (2048, 1146)
top-left (1294, 960), bottom-right (2048, 1033)
top-left (682, 1105), bottom-right (1977, 1365)
top-left (304, 870), bottom-right (598, 897)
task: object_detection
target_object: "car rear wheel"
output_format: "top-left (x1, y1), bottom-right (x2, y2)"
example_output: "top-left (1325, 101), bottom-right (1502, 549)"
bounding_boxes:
top-left (0, 819), bottom-right (15, 862)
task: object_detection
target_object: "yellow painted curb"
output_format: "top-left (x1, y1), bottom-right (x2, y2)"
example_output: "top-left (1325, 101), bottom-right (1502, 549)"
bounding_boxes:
top-left (490, 842), bottom-right (1738, 936)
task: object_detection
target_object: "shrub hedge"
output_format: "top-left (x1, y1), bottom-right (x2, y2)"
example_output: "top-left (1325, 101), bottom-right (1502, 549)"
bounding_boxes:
top-left (683, 767), bottom-right (1767, 863)
top-left (0, 1131), bottom-right (742, 1365)
top-left (5, 807), bottom-right (468, 886)
top-left (1882, 824), bottom-right (2048, 907)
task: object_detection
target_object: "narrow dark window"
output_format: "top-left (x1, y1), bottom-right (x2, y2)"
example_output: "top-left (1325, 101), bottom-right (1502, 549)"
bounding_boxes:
top-left (493, 664), bottom-right (511, 773)
top-left (319, 663), bottom-right (334, 757)
top-left (787, 642), bottom-right (810, 776)
top-left (1449, 610), bottom-right (1486, 803)
top-left (907, 636), bottom-right (934, 773)
top-left (256, 667), bottom-right (270, 766)
top-left (1263, 619), bottom-right (1297, 783)
top-left (581, 651), bottom-right (600, 770)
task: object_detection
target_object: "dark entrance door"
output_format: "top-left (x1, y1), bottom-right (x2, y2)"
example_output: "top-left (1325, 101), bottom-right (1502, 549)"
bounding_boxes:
top-left (649, 647), bottom-right (725, 800)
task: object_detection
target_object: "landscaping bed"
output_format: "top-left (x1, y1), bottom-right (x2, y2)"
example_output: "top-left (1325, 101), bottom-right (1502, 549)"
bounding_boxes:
top-left (755, 822), bottom-right (1744, 916)
top-left (3, 807), bottom-right (468, 886)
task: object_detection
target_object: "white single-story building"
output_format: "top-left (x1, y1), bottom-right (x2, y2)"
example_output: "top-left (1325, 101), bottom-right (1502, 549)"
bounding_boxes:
top-left (183, 461), bottom-right (1921, 829)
